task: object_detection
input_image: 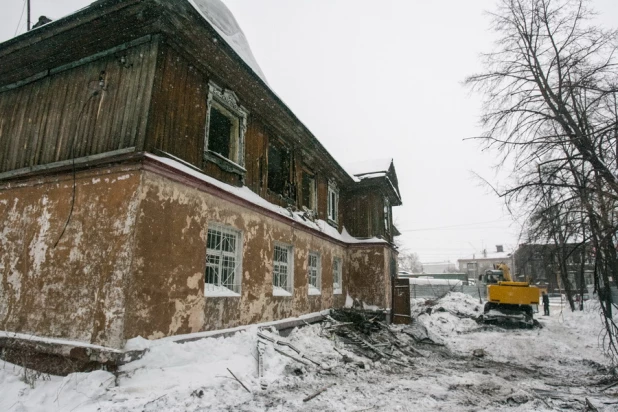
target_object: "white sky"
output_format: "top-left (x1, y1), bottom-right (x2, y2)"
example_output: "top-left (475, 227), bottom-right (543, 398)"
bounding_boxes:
top-left (1, 0), bottom-right (616, 264)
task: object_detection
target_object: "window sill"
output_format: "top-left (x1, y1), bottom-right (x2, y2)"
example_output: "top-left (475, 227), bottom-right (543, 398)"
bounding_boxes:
top-left (204, 151), bottom-right (246, 176)
top-left (333, 288), bottom-right (343, 295)
top-left (273, 287), bottom-right (293, 297)
top-left (326, 219), bottom-right (338, 228)
top-left (204, 285), bottom-right (241, 297)
top-left (308, 286), bottom-right (321, 296)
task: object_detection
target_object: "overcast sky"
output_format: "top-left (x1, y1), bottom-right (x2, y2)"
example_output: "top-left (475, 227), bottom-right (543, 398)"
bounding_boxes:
top-left (2, 0), bottom-right (617, 264)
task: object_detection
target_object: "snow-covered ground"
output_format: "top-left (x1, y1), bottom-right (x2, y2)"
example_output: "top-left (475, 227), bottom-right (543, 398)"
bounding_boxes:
top-left (2, 293), bottom-right (617, 411)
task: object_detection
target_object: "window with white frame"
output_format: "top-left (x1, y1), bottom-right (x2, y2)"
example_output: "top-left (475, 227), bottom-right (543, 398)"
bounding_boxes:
top-left (327, 181), bottom-right (339, 223)
top-left (333, 257), bottom-right (343, 294)
top-left (273, 243), bottom-right (294, 296)
top-left (205, 224), bottom-right (242, 296)
top-left (308, 252), bottom-right (321, 295)
top-left (204, 81), bottom-right (249, 171)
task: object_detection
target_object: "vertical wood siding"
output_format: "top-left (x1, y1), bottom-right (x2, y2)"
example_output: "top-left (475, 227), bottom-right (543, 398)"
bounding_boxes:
top-left (0, 40), bottom-right (158, 173)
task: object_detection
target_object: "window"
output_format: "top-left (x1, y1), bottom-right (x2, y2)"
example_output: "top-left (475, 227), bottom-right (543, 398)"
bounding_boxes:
top-left (267, 142), bottom-right (295, 199)
top-left (273, 243), bottom-right (294, 296)
top-left (308, 252), bottom-right (321, 295)
top-left (205, 82), bottom-right (249, 171)
top-left (205, 224), bottom-right (242, 296)
top-left (384, 197), bottom-right (391, 234)
top-left (302, 172), bottom-right (317, 211)
top-left (327, 181), bottom-right (339, 223)
top-left (333, 257), bottom-right (343, 294)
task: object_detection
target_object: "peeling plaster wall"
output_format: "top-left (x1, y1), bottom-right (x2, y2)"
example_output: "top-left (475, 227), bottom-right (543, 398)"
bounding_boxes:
top-left (0, 167), bottom-right (142, 348)
top-left (346, 245), bottom-right (394, 309)
top-left (123, 169), bottom-right (354, 338)
top-left (0, 163), bottom-right (395, 346)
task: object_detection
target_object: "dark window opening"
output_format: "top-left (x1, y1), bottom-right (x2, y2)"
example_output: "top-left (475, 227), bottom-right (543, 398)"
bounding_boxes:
top-left (208, 107), bottom-right (232, 158)
top-left (302, 172), bottom-right (316, 210)
top-left (268, 143), bottom-right (293, 197)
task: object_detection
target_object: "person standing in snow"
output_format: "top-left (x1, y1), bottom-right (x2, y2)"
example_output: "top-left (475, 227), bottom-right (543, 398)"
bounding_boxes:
top-left (542, 291), bottom-right (549, 316)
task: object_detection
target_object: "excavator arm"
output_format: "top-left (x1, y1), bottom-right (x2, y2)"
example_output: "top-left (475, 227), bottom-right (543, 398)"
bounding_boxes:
top-left (495, 263), bottom-right (513, 282)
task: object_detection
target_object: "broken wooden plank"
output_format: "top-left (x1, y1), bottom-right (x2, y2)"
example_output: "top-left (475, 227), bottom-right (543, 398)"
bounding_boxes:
top-left (227, 368), bottom-right (251, 393)
top-left (303, 383), bottom-right (335, 402)
top-left (274, 347), bottom-right (309, 366)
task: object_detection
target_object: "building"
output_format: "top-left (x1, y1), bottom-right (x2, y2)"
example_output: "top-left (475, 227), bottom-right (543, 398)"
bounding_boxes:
top-left (0, 0), bottom-right (401, 353)
top-left (457, 245), bottom-right (514, 280)
top-left (513, 243), bottom-right (594, 292)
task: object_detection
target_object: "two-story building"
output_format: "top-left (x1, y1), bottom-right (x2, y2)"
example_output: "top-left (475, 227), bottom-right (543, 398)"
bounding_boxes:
top-left (0, 0), bottom-right (402, 352)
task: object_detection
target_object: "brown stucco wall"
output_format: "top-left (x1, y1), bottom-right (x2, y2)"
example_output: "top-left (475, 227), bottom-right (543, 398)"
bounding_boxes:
top-left (0, 166), bottom-right (142, 348)
top-left (1, 160), bottom-right (395, 348)
top-left (124, 168), bottom-right (350, 338)
top-left (346, 245), bottom-right (395, 310)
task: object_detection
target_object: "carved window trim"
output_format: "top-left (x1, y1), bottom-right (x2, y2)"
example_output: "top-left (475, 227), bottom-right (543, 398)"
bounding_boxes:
top-left (204, 81), bottom-right (249, 175)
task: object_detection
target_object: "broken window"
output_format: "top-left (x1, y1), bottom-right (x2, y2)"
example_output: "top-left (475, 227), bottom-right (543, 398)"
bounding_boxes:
top-left (273, 243), bottom-right (294, 296)
top-left (301, 172), bottom-right (316, 211)
top-left (333, 257), bottom-right (342, 294)
top-left (267, 142), bottom-right (294, 199)
top-left (308, 252), bottom-right (321, 295)
top-left (204, 82), bottom-right (248, 168)
top-left (205, 224), bottom-right (242, 295)
top-left (384, 197), bottom-right (391, 234)
top-left (207, 106), bottom-right (233, 159)
top-left (327, 181), bottom-right (339, 223)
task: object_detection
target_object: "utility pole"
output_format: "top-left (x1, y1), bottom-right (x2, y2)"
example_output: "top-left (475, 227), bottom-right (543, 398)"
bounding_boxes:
top-left (27, 0), bottom-right (31, 31)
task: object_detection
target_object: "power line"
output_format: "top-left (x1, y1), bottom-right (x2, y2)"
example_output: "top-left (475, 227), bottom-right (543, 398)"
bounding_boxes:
top-left (399, 219), bottom-right (514, 232)
top-left (14, 0), bottom-right (27, 36)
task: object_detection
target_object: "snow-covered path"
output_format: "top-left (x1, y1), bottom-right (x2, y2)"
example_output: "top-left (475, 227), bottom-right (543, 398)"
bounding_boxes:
top-left (1, 293), bottom-right (617, 411)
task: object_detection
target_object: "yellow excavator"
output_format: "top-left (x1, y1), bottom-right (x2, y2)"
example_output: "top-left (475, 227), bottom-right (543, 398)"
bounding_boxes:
top-left (480, 263), bottom-right (539, 327)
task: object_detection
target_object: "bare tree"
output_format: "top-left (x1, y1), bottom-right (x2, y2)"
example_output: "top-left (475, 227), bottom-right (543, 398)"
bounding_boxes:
top-left (466, 0), bottom-right (618, 359)
top-left (398, 251), bottom-right (423, 273)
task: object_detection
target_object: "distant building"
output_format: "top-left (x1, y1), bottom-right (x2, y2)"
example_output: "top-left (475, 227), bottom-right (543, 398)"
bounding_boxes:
top-left (513, 243), bottom-right (594, 292)
top-left (457, 245), bottom-right (514, 280)
top-left (421, 261), bottom-right (452, 274)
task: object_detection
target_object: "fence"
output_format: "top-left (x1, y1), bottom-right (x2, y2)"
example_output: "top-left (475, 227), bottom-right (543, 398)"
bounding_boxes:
top-left (410, 283), bottom-right (615, 303)
top-left (409, 281), bottom-right (467, 300)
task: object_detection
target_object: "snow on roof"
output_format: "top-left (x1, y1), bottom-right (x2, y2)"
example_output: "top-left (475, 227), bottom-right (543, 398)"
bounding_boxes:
top-left (147, 153), bottom-right (386, 245)
top-left (344, 158), bottom-right (393, 179)
top-left (457, 250), bottom-right (513, 261)
top-left (189, 0), bottom-right (268, 84)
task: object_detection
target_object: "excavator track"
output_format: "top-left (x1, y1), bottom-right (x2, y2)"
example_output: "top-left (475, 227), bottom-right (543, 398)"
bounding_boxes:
top-left (481, 302), bottom-right (535, 328)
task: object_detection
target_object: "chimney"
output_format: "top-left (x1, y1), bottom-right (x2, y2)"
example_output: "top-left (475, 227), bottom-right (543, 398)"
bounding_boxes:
top-left (496, 245), bottom-right (504, 253)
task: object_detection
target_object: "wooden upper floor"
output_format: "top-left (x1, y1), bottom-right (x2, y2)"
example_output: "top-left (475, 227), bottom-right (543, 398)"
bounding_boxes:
top-left (0, 0), bottom-right (401, 242)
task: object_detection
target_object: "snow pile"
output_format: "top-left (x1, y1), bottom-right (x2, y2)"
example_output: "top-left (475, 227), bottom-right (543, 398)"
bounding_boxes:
top-left (2, 294), bottom-right (616, 411)
top-left (418, 292), bottom-right (610, 369)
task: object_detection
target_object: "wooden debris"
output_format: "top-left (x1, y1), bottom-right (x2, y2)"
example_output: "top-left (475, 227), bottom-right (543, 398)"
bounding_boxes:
top-left (274, 347), bottom-right (310, 366)
top-left (585, 398), bottom-right (598, 411)
top-left (258, 330), bottom-right (321, 367)
top-left (303, 383), bottom-right (336, 402)
top-left (227, 368), bottom-right (251, 393)
top-left (599, 380), bottom-right (618, 392)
